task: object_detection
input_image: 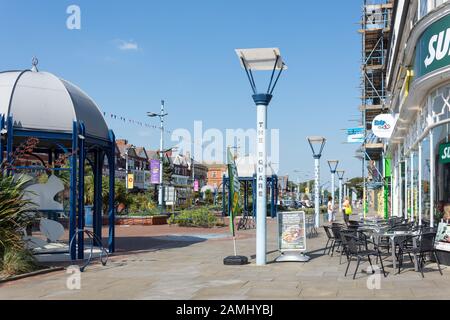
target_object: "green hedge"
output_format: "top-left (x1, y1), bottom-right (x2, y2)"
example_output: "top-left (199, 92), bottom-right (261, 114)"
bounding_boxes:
top-left (168, 208), bottom-right (219, 228)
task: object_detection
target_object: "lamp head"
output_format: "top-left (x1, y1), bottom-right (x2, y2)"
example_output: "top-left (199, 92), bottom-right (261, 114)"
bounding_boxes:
top-left (307, 136), bottom-right (326, 158)
top-left (337, 170), bottom-right (345, 180)
top-left (327, 160), bottom-right (339, 173)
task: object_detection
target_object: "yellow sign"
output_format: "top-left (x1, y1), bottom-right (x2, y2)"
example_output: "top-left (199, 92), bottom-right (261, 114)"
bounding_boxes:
top-left (305, 188), bottom-right (310, 194)
top-left (127, 174), bottom-right (134, 189)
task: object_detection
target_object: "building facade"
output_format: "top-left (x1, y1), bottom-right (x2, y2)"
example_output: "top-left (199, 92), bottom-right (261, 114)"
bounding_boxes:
top-left (386, 0), bottom-right (450, 225)
top-left (206, 163), bottom-right (228, 191)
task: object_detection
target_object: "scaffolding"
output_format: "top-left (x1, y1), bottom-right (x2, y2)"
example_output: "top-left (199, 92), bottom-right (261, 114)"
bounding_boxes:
top-left (359, 0), bottom-right (393, 216)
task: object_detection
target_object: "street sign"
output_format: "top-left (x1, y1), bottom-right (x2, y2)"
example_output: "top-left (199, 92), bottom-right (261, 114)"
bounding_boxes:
top-left (347, 127), bottom-right (365, 144)
top-left (127, 174), bottom-right (134, 190)
top-left (372, 114), bottom-right (395, 139)
top-left (439, 142), bottom-right (450, 164)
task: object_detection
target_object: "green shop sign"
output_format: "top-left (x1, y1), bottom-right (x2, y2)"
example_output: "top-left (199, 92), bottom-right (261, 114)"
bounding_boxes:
top-left (415, 14), bottom-right (450, 79)
top-left (439, 142), bottom-right (450, 164)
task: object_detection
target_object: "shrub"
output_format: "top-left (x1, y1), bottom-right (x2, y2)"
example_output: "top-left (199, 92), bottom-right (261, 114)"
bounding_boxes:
top-left (168, 208), bottom-right (219, 228)
top-left (0, 174), bottom-right (37, 276)
top-left (2, 247), bottom-right (37, 276)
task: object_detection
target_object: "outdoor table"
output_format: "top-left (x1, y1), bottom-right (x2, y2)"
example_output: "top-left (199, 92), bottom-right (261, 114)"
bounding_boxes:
top-left (373, 230), bottom-right (419, 273)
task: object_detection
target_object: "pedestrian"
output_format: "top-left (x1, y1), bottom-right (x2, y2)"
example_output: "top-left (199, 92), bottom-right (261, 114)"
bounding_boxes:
top-left (343, 196), bottom-right (352, 225)
top-left (327, 196), bottom-right (335, 223)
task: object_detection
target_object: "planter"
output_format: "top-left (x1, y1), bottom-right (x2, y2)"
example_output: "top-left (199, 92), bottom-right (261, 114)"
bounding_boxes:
top-left (115, 215), bottom-right (168, 226)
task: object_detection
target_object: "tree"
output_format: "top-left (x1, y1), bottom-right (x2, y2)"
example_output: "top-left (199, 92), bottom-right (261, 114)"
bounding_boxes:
top-left (346, 177), bottom-right (364, 198)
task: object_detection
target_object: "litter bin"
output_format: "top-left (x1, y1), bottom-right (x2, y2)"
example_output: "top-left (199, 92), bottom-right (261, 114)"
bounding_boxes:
top-left (85, 205), bottom-right (94, 228)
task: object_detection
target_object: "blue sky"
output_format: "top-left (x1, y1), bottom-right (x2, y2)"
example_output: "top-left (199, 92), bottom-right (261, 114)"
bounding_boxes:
top-left (0, 0), bottom-right (363, 182)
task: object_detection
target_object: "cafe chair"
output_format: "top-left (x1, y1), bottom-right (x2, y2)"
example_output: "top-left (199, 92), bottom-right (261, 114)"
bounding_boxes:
top-left (397, 232), bottom-right (443, 278)
top-left (341, 230), bottom-right (387, 280)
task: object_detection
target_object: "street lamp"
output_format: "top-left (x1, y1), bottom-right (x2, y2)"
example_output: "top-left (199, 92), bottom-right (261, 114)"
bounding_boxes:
top-left (307, 136), bottom-right (326, 228)
top-left (147, 100), bottom-right (169, 212)
top-left (236, 48), bottom-right (287, 266)
top-left (337, 170), bottom-right (345, 212)
top-left (327, 160), bottom-right (339, 222)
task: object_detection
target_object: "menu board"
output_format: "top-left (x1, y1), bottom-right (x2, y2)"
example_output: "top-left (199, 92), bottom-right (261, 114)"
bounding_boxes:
top-left (278, 211), bottom-right (306, 252)
top-left (436, 223), bottom-right (450, 252)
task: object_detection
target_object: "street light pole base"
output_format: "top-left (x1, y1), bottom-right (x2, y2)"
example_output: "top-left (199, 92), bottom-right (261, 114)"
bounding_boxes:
top-left (275, 252), bottom-right (310, 263)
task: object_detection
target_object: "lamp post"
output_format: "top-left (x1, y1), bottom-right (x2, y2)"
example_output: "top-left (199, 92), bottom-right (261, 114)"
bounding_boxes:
top-left (307, 136), bottom-right (326, 228)
top-left (147, 100), bottom-right (169, 212)
top-left (236, 48), bottom-right (287, 266)
top-left (337, 170), bottom-right (345, 212)
top-left (327, 160), bottom-right (339, 222)
top-left (125, 144), bottom-right (135, 193)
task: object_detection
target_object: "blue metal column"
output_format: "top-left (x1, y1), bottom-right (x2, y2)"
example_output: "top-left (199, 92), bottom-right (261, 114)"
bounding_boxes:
top-left (0, 114), bottom-right (4, 166)
top-left (77, 123), bottom-right (86, 259)
top-left (70, 121), bottom-right (78, 260)
top-left (108, 130), bottom-right (116, 253)
top-left (222, 175), bottom-right (226, 217)
top-left (271, 176), bottom-right (276, 218)
top-left (275, 176), bottom-right (279, 217)
top-left (244, 181), bottom-right (248, 214)
top-left (93, 150), bottom-right (104, 247)
top-left (227, 177), bottom-right (232, 217)
top-left (6, 116), bottom-right (13, 175)
top-left (252, 174), bottom-right (257, 218)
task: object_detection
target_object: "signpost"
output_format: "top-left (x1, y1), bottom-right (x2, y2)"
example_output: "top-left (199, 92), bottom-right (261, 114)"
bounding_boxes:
top-left (275, 211), bottom-right (310, 262)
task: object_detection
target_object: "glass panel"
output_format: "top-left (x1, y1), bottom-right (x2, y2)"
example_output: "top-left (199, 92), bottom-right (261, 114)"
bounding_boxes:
top-left (422, 137), bottom-right (431, 221)
top-left (434, 124), bottom-right (450, 220)
top-left (412, 151), bottom-right (420, 220)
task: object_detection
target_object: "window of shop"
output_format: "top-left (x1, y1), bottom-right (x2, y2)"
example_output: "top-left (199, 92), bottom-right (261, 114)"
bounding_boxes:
top-left (434, 124), bottom-right (450, 216)
top-left (421, 137), bottom-right (432, 221)
top-left (418, 0), bottom-right (450, 20)
top-left (412, 150), bottom-right (420, 221)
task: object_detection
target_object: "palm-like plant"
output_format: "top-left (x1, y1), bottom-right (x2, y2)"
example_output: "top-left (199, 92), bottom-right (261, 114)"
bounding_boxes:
top-left (0, 174), bottom-right (36, 258)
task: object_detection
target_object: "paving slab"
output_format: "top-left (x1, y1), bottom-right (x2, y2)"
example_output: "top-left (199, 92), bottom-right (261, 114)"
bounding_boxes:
top-left (1, 218), bottom-right (449, 300)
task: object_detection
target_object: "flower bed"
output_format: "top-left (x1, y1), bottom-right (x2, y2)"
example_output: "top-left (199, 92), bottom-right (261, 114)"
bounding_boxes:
top-left (116, 215), bottom-right (168, 226)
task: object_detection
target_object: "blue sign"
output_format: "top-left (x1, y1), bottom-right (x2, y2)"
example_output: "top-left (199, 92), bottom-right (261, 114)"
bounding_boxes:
top-left (347, 127), bottom-right (364, 144)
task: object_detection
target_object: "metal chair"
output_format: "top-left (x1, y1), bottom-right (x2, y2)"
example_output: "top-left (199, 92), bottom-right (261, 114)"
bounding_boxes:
top-left (341, 230), bottom-right (387, 280)
top-left (323, 225), bottom-right (335, 255)
top-left (398, 232), bottom-right (443, 278)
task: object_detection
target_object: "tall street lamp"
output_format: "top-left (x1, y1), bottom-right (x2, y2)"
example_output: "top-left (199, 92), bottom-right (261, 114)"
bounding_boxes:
top-left (125, 144), bottom-right (136, 193)
top-left (147, 100), bottom-right (169, 212)
top-left (337, 170), bottom-right (345, 212)
top-left (327, 160), bottom-right (339, 222)
top-left (236, 48), bottom-right (287, 266)
top-left (307, 136), bottom-right (326, 228)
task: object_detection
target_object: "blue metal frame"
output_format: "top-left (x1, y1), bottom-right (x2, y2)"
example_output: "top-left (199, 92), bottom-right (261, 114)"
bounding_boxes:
top-left (222, 174), bottom-right (278, 219)
top-left (93, 149), bottom-right (104, 247)
top-left (5, 114), bottom-right (116, 263)
top-left (108, 130), bottom-right (116, 253)
top-left (69, 121), bottom-right (78, 260)
top-left (0, 114), bottom-right (4, 165)
top-left (6, 116), bottom-right (13, 175)
top-left (77, 122), bottom-right (86, 259)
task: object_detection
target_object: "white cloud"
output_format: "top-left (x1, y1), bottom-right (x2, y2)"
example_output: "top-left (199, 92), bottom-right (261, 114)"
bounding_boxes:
top-left (116, 39), bottom-right (139, 51)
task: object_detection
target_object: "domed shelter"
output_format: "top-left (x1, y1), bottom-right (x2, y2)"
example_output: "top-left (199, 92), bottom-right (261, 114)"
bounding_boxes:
top-left (0, 60), bottom-right (116, 260)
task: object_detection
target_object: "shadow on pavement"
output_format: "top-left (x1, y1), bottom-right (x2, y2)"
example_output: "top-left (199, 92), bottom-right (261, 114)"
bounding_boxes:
top-left (109, 235), bottom-right (208, 256)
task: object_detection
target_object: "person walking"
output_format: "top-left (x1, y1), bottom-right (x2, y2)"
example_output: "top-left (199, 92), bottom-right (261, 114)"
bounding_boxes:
top-left (343, 196), bottom-right (352, 225)
top-left (327, 196), bottom-right (335, 223)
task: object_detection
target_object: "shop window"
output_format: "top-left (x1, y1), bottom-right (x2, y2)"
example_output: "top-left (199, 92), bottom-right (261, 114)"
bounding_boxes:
top-left (421, 138), bottom-right (432, 221)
